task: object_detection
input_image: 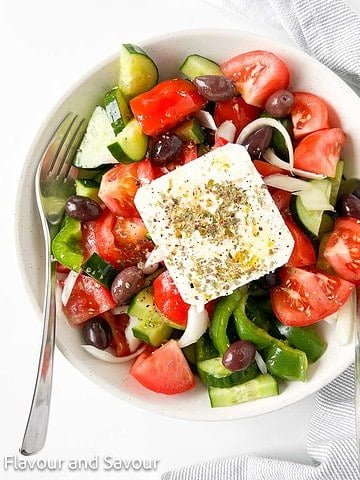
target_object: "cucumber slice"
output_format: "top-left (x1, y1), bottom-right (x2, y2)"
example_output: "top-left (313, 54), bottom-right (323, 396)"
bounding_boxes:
top-left (195, 334), bottom-right (219, 362)
top-left (76, 167), bottom-right (107, 180)
top-left (183, 344), bottom-right (197, 366)
top-left (75, 178), bottom-right (100, 203)
top-left (290, 178), bottom-right (333, 238)
top-left (174, 119), bottom-right (205, 144)
top-left (128, 286), bottom-right (185, 330)
top-left (132, 319), bottom-right (173, 347)
top-left (92, 166), bottom-right (113, 183)
top-left (107, 118), bottom-right (148, 163)
top-left (74, 106), bottom-right (118, 168)
top-left (329, 160), bottom-right (344, 206)
top-left (208, 374), bottom-right (279, 408)
top-left (198, 358), bottom-right (258, 388)
top-left (180, 54), bottom-right (223, 80)
top-left (119, 44), bottom-right (158, 100)
top-left (104, 86), bottom-right (132, 135)
top-left (81, 253), bottom-right (118, 289)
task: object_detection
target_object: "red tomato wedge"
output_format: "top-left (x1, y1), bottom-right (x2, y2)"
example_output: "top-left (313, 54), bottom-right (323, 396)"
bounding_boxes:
top-left (82, 220), bottom-right (98, 261)
top-left (324, 217), bottom-right (360, 285)
top-left (271, 189), bottom-right (292, 213)
top-left (93, 209), bottom-right (122, 267)
top-left (63, 274), bottom-right (116, 325)
top-left (153, 271), bottom-right (215, 328)
top-left (253, 160), bottom-right (287, 177)
top-left (130, 340), bottom-right (195, 394)
top-left (153, 271), bottom-right (190, 327)
top-left (181, 141), bottom-right (198, 164)
top-left (271, 267), bottom-right (354, 326)
top-left (291, 92), bottom-right (329, 139)
top-left (113, 217), bottom-right (154, 267)
top-left (99, 160), bottom-right (154, 217)
top-left (283, 214), bottom-right (316, 267)
top-left (91, 210), bottom-right (152, 269)
top-left (56, 262), bottom-right (70, 274)
top-left (222, 51), bottom-right (290, 107)
top-left (214, 97), bottom-right (261, 136)
top-left (137, 158), bottom-right (156, 185)
top-left (294, 128), bottom-right (346, 177)
top-left (103, 312), bottom-right (131, 357)
top-left (130, 79), bottom-right (206, 136)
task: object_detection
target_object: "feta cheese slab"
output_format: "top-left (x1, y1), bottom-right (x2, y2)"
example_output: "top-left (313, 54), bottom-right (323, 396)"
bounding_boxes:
top-left (135, 144), bottom-right (294, 305)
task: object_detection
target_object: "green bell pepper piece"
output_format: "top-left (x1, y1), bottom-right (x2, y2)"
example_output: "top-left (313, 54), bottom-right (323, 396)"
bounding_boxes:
top-left (233, 288), bottom-right (308, 382)
top-left (246, 296), bottom-right (272, 331)
top-left (233, 291), bottom-right (274, 350)
top-left (265, 343), bottom-right (308, 382)
top-left (209, 287), bottom-right (245, 354)
top-left (51, 215), bottom-right (83, 272)
top-left (275, 321), bottom-right (327, 363)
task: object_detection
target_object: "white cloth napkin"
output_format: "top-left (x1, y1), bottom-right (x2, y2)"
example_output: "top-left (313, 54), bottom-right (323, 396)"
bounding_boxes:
top-left (215, 0), bottom-right (360, 92)
top-left (163, 1), bottom-right (360, 478)
top-left (163, 366), bottom-right (358, 479)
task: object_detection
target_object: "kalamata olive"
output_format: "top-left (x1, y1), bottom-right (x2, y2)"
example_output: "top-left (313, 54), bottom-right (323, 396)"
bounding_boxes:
top-left (65, 195), bottom-right (102, 222)
top-left (111, 266), bottom-right (145, 306)
top-left (151, 133), bottom-right (183, 166)
top-left (254, 271), bottom-right (280, 290)
top-left (83, 317), bottom-right (112, 350)
top-left (265, 89), bottom-right (294, 118)
top-left (222, 340), bottom-right (256, 372)
top-left (352, 186), bottom-right (360, 200)
top-left (337, 193), bottom-right (360, 219)
top-left (242, 126), bottom-right (272, 159)
top-left (193, 75), bottom-right (236, 102)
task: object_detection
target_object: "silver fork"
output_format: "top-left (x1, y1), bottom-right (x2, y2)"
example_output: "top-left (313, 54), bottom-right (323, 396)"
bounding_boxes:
top-left (20, 113), bottom-right (86, 456)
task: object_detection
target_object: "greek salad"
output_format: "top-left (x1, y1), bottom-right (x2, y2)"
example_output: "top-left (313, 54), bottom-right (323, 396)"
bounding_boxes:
top-left (54, 44), bottom-right (359, 408)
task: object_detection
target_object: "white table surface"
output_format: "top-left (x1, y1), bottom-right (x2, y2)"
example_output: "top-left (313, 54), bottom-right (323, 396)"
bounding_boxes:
top-left (1, 0), bottom-right (358, 478)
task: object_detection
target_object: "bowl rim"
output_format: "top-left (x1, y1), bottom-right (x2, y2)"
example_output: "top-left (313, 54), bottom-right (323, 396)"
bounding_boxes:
top-left (15, 27), bottom-right (357, 421)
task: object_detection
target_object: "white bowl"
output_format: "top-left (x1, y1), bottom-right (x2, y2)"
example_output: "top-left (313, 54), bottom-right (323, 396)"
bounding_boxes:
top-left (16, 29), bottom-right (359, 421)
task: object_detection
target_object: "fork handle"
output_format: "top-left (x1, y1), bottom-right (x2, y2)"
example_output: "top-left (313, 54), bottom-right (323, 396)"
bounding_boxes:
top-left (20, 249), bottom-right (57, 456)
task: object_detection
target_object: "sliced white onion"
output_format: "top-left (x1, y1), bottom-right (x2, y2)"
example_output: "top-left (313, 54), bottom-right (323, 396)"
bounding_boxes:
top-left (111, 305), bottom-right (129, 315)
top-left (61, 270), bottom-right (81, 306)
top-left (195, 110), bottom-right (217, 130)
top-left (138, 260), bottom-right (159, 275)
top-left (323, 312), bottom-right (338, 325)
top-left (255, 351), bottom-right (267, 374)
top-left (263, 148), bottom-right (326, 180)
top-left (237, 117), bottom-right (294, 170)
top-left (336, 290), bottom-right (356, 346)
top-left (294, 189), bottom-right (335, 212)
top-left (144, 247), bottom-right (163, 268)
top-left (177, 305), bottom-right (209, 348)
top-left (263, 174), bottom-right (311, 192)
top-left (125, 316), bottom-right (142, 353)
top-left (215, 120), bottom-right (236, 143)
top-left (81, 344), bottom-right (146, 363)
